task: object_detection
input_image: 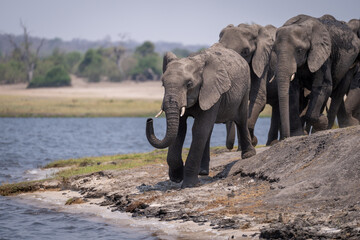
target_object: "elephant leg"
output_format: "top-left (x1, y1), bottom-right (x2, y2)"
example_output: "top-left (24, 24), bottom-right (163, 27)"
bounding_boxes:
top-left (199, 133), bottom-right (212, 176)
top-left (348, 87), bottom-right (360, 123)
top-left (167, 116), bottom-right (187, 183)
top-left (305, 65), bottom-right (332, 130)
top-left (182, 104), bottom-right (219, 188)
top-left (266, 104), bottom-right (280, 146)
top-left (327, 71), bottom-right (353, 129)
top-left (338, 88), bottom-right (360, 127)
top-left (236, 94), bottom-right (256, 158)
top-left (225, 121), bottom-right (235, 150)
top-left (289, 80), bottom-right (304, 136)
top-left (248, 101), bottom-right (265, 147)
top-left (248, 77), bottom-right (266, 147)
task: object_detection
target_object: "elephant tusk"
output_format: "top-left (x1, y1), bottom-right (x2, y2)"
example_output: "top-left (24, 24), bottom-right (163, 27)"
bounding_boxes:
top-left (180, 107), bottom-right (186, 117)
top-left (269, 75), bottom-right (275, 83)
top-left (155, 110), bottom-right (163, 118)
top-left (290, 73), bottom-right (296, 81)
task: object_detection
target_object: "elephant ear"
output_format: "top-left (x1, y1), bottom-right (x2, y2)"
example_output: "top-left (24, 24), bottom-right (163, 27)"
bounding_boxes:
top-left (269, 49), bottom-right (277, 73)
top-left (252, 25), bottom-right (275, 78)
top-left (307, 19), bottom-right (332, 73)
top-left (199, 54), bottom-right (231, 111)
top-left (162, 52), bottom-right (178, 73)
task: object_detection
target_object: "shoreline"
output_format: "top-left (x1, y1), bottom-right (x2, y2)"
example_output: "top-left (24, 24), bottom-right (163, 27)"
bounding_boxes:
top-left (15, 190), bottom-right (252, 240)
top-left (1, 126), bottom-right (359, 239)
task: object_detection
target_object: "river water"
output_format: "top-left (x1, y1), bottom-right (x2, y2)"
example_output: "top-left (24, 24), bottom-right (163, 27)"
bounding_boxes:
top-left (0, 117), bottom-right (270, 239)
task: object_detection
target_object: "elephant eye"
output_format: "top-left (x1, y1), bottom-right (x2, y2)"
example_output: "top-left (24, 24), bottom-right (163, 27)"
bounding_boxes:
top-left (186, 80), bottom-right (193, 89)
top-left (241, 48), bottom-right (250, 57)
top-left (296, 47), bottom-right (304, 54)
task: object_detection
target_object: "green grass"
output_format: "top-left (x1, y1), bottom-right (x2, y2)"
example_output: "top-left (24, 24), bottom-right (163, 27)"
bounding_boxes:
top-left (0, 180), bottom-right (48, 196)
top-left (0, 146), bottom-right (268, 196)
top-left (0, 95), bottom-right (162, 117)
top-left (45, 149), bottom-right (170, 179)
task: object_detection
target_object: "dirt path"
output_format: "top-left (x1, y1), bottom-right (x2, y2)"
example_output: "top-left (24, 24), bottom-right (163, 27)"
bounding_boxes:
top-left (0, 76), bottom-right (164, 100)
top-left (15, 126), bottom-right (360, 239)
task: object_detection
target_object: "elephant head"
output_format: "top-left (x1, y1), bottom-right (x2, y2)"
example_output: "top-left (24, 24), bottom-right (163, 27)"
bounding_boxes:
top-left (146, 45), bottom-right (231, 148)
top-left (271, 15), bottom-right (331, 138)
top-left (219, 23), bottom-right (276, 78)
top-left (348, 19), bottom-right (360, 39)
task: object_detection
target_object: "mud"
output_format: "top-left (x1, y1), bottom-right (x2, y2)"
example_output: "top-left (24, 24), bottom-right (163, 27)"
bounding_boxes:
top-left (25, 126), bottom-right (360, 239)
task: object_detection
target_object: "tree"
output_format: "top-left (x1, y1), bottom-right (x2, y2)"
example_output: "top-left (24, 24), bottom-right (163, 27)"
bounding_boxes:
top-left (7, 21), bottom-right (44, 83)
top-left (135, 41), bottom-right (155, 57)
top-left (77, 49), bottom-right (103, 82)
top-left (113, 46), bottom-right (126, 76)
top-left (28, 66), bottom-right (71, 88)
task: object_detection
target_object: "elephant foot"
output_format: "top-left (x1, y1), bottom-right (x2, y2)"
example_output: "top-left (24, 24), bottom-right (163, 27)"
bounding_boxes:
top-left (241, 147), bottom-right (256, 159)
top-left (181, 176), bottom-right (200, 189)
top-left (266, 139), bottom-right (279, 146)
top-left (168, 166), bottom-right (184, 183)
top-left (308, 114), bottom-right (328, 131)
top-left (198, 169), bottom-right (209, 176)
top-left (226, 141), bottom-right (234, 150)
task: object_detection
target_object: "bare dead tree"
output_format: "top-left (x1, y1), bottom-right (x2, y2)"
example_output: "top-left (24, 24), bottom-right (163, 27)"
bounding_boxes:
top-left (113, 46), bottom-right (126, 75)
top-left (112, 33), bottom-right (128, 76)
top-left (7, 21), bottom-right (44, 83)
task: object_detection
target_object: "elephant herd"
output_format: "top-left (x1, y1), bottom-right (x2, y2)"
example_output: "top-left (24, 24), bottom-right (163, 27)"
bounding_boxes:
top-left (146, 14), bottom-right (360, 189)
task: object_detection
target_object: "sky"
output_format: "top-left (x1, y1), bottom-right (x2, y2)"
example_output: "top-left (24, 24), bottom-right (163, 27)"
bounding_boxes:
top-left (0, 0), bottom-right (359, 45)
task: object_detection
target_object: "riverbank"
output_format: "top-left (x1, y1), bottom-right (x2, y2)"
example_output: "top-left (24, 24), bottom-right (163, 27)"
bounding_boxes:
top-left (0, 76), bottom-right (272, 117)
top-left (1, 126), bottom-right (359, 239)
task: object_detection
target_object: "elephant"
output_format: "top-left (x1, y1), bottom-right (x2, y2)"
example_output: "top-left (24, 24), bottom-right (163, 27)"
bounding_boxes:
top-left (271, 14), bottom-right (360, 139)
top-left (337, 19), bottom-right (360, 127)
top-left (219, 23), bottom-right (281, 147)
top-left (337, 65), bottom-right (360, 127)
top-left (146, 43), bottom-right (256, 188)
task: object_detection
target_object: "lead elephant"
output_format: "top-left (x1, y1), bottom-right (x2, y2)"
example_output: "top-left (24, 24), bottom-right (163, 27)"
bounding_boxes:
top-left (271, 14), bottom-right (360, 138)
top-left (219, 23), bottom-right (281, 146)
top-left (146, 43), bottom-right (256, 188)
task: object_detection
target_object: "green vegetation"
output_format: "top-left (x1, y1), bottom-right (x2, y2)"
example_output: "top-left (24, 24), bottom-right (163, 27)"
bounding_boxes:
top-left (0, 149), bottom-right (171, 196)
top-left (77, 49), bottom-right (104, 82)
top-left (0, 180), bottom-right (48, 196)
top-left (0, 30), bottom-right (207, 87)
top-left (130, 41), bottom-right (162, 80)
top-left (0, 59), bottom-right (27, 84)
top-left (0, 95), bottom-right (162, 117)
top-left (46, 149), bottom-right (169, 179)
top-left (28, 66), bottom-right (71, 88)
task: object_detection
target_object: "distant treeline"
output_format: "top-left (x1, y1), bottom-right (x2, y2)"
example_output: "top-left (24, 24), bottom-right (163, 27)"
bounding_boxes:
top-left (0, 33), bottom-right (208, 87)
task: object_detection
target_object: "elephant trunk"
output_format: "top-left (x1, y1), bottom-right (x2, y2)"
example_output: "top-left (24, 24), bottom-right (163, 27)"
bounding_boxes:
top-left (276, 53), bottom-right (297, 139)
top-left (146, 98), bottom-right (180, 149)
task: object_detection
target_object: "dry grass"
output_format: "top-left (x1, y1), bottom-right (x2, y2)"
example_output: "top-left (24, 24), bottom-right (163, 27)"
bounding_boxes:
top-left (0, 95), bottom-right (162, 117)
top-left (0, 94), bottom-right (272, 118)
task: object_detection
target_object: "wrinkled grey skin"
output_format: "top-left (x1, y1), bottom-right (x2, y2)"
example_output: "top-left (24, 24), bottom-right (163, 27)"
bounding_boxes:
top-left (146, 43), bottom-right (256, 188)
top-left (271, 14), bottom-right (360, 138)
top-left (219, 23), bottom-right (282, 147)
top-left (337, 19), bottom-right (360, 127)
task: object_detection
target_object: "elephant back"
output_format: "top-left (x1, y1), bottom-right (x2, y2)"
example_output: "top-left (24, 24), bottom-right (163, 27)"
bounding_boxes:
top-left (206, 43), bottom-right (250, 86)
